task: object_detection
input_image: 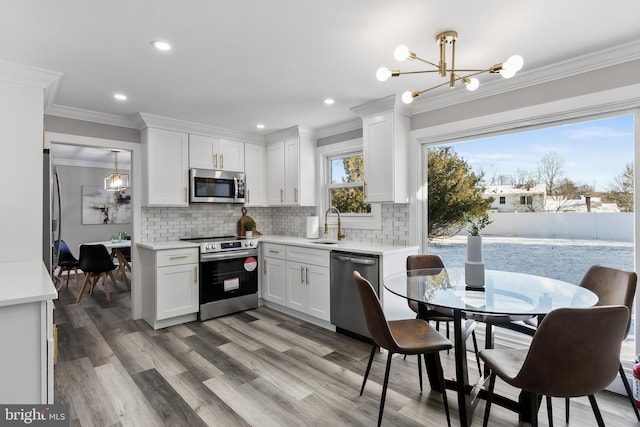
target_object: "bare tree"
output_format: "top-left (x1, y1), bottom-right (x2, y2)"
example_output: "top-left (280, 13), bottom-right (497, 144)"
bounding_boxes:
top-left (537, 152), bottom-right (565, 196)
top-left (513, 168), bottom-right (537, 190)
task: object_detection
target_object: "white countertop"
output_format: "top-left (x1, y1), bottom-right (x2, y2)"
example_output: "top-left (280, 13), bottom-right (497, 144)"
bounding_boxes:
top-left (136, 241), bottom-right (200, 251)
top-left (257, 235), bottom-right (419, 256)
top-left (0, 260), bottom-right (58, 307)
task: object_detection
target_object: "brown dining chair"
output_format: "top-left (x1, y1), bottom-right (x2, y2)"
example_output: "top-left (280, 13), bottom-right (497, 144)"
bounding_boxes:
top-left (480, 305), bottom-right (629, 427)
top-left (353, 271), bottom-right (453, 427)
top-left (406, 254), bottom-right (482, 375)
top-left (77, 244), bottom-right (119, 303)
top-left (562, 265), bottom-right (639, 422)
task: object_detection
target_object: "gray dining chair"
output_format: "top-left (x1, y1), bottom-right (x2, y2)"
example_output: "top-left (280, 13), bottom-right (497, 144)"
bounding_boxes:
top-left (480, 305), bottom-right (629, 427)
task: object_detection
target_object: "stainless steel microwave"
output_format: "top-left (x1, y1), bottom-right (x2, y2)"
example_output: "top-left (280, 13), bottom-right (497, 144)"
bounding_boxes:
top-left (189, 168), bottom-right (246, 204)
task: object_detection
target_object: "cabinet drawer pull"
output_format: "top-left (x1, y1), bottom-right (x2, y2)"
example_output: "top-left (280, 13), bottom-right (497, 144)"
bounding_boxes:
top-left (268, 249), bottom-right (280, 254)
top-left (169, 255), bottom-right (190, 260)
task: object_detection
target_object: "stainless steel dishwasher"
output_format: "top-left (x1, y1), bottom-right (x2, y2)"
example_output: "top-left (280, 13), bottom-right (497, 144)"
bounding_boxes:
top-left (330, 251), bottom-right (379, 340)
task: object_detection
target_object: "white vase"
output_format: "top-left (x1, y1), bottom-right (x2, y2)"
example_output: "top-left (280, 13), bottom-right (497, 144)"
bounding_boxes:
top-left (465, 235), bottom-right (485, 287)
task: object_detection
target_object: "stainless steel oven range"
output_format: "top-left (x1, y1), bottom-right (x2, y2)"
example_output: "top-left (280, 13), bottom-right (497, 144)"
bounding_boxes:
top-left (182, 235), bottom-right (258, 321)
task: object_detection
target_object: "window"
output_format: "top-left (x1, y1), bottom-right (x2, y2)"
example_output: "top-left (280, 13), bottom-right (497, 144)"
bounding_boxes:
top-left (317, 138), bottom-right (381, 230)
top-left (520, 195), bottom-right (533, 205)
top-left (328, 153), bottom-right (371, 214)
top-left (499, 196), bottom-right (506, 204)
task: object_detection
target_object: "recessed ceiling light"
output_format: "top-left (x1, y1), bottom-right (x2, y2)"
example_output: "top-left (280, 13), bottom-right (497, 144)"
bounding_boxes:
top-left (114, 93), bottom-right (127, 101)
top-left (256, 124), bottom-right (265, 129)
top-left (324, 98), bottom-right (335, 105)
top-left (151, 40), bottom-right (171, 51)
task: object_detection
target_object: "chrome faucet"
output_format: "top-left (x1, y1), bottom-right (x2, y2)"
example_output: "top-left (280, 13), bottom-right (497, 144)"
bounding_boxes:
top-left (324, 206), bottom-right (346, 241)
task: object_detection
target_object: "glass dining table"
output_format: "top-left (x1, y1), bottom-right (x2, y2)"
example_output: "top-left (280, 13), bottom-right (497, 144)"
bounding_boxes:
top-left (383, 267), bottom-right (598, 427)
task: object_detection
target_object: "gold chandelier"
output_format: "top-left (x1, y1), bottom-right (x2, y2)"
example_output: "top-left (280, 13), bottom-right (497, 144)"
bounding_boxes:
top-left (376, 30), bottom-right (523, 104)
top-left (104, 150), bottom-right (129, 192)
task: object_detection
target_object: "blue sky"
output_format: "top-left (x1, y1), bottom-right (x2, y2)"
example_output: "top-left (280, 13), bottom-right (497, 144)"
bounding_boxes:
top-left (443, 114), bottom-right (634, 192)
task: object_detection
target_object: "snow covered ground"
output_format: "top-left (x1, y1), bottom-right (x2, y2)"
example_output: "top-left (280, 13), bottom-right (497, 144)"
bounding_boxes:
top-left (428, 235), bottom-right (633, 285)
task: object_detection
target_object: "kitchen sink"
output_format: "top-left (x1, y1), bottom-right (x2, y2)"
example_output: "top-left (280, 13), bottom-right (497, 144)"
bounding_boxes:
top-left (310, 240), bottom-right (341, 245)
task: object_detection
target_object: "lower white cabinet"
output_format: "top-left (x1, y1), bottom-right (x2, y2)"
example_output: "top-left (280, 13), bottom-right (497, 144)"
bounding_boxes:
top-left (139, 246), bottom-right (199, 329)
top-left (261, 243), bottom-right (330, 321)
top-left (261, 243), bottom-right (286, 305)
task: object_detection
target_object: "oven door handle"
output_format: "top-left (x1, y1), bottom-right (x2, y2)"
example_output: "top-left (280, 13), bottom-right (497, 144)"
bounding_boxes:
top-left (200, 250), bottom-right (258, 262)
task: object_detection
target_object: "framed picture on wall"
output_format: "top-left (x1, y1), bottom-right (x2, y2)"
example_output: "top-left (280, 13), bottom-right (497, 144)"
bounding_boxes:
top-left (81, 185), bottom-right (131, 225)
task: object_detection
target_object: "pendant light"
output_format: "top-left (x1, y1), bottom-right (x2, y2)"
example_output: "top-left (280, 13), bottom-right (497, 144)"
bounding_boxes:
top-left (104, 150), bottom-right (129, 192)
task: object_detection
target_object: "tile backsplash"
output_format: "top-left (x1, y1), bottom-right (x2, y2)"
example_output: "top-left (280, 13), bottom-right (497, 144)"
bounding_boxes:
top-left (141, 203), bottom-right (410, 245)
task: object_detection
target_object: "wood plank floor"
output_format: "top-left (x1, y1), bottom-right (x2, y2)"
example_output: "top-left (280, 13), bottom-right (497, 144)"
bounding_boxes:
top-left (53, 275), bottom-right (640, 426)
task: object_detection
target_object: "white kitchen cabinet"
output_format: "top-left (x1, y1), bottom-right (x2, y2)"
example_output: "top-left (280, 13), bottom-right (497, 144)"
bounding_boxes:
top-left (142, 127), bottom-right (189, 206)
top-left (266, 126), bottom-right (316, 206)
top-left (189, 133), bottom-right (244, 172)
top-left (138, 245), bottom-right (199, 329)
top-left (352, 95), bottom-right (410, 203)
top-left (244, 142), bottom-right (267, 206)
top-left (261, 243), bottom-right (286, 305)
top-left (285, 246), bottom-right (330, 321)
top-left (0, 261), bottom-right (57, 404)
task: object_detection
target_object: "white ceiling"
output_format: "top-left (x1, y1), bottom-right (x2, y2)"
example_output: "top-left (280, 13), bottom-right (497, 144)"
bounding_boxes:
top-left (3, 1), bottom-right (640, 140)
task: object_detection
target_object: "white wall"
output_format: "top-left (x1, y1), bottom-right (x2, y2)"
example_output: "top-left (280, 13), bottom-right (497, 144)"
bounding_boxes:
top-left (481, 212), bottom-right (633, 241)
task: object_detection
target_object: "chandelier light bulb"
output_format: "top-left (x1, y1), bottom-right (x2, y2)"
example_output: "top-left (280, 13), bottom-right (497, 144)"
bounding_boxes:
top-left (376, 67), bottom-right (392, 82)
top-left (393, 45), bottom-right (410, 61)
top-left (401, 91), bottom-right (415, 104)
top-left (465, 78), bottom-right (480, 91)
top-left (501, 55), bottom-right (524, 78)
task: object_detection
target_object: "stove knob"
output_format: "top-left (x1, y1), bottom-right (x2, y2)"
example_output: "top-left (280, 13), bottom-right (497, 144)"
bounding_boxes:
top-left (205, 243), bottom-right (212, 251)
top-left (211, 243), bottom-right (217, 250)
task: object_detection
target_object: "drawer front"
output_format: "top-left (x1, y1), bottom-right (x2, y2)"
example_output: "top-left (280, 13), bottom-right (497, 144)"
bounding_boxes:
top-left (286, 246), bottom-right (330, 267)
top-left (156, 248), bottom-right (199, 267)
top-left (262, 243), bottom-right (286, 260)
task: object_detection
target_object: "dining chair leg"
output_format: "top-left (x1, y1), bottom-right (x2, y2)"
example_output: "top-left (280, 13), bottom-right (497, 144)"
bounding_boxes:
top-left (101, 272), bottom-right (110, 301)
top-left (377, 351), bottom-right (393, 427)
top-left (588, 394), bottom-right (605, 427)
top-left (435, 353), bottom-right (451, 427)
top-left (565, 397), bottom-right (570, 423)
top-left (546, 395), bottom-right (553, 427)
top-left (471, 330), bottom-right (482, 376)
top-left (76, 273), bottom-right (92, 303)
top-left (73, 266), bottom-right (79, 290)
top-left (618, 362), bottom-right (640, 421)
top-left (417, 354), bottom-right (423, 392)
top-left (360, 345), bottom-right (377, 395)
top-left (482, 373), bottom-right (496, 427)
top-left (530, 392), bottom-right (539, 427)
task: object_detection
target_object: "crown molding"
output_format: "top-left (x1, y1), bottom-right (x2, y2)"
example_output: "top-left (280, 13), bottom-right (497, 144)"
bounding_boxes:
top-left (315, 118), bottom-right (363, 139)
top-left (134, 112), bottom-right (266, 143)
top-left (45, 104), bottom-right (140, 129)
top-left (265, 125), bottom-right (316, 143)
top-left (410, 39), bottom-right (640, 115)
top-left (0, 60), bottom-right (62, 102)
top-left (350, 94), bottom-right (411, 119)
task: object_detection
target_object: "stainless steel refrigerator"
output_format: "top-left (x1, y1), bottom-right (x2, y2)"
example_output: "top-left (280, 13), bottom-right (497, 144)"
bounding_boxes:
top-left (43, 148), bottom-right (62, 287)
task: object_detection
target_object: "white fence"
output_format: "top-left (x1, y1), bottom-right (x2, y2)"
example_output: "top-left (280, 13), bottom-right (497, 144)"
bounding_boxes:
top-left (480, 212), bottom-right (633, 242)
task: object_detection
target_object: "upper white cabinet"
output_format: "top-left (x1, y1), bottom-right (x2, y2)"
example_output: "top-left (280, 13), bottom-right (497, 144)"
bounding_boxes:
top-left (142, 127), bottom-right (189, 206)
top-left (266, 126), bottom-right (316, 206)
top-left (244, 142), bottom-right (267, 206)
top-left (189, 133), bottom-right (244, 172)
top-left (352, 95), bottom-right (410, 203)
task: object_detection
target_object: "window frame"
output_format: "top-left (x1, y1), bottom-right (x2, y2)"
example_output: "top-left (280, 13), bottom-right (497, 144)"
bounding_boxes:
top-left (317, 138), bottom-right (381, 230)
